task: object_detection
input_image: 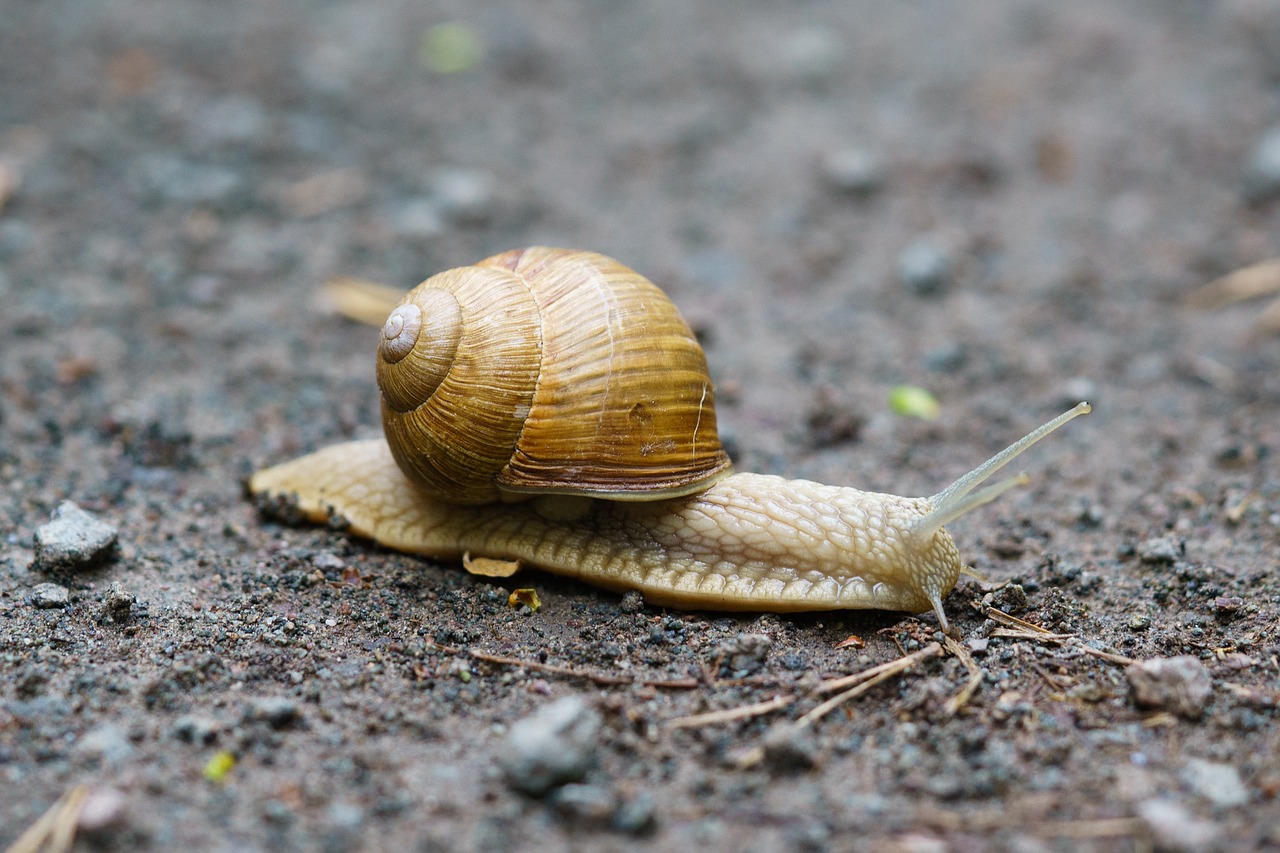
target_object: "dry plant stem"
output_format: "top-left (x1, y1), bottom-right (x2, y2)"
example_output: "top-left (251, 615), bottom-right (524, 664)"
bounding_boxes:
top-left (323, 277), bottom-right (405, 325)
top-left (5, 785), bottom-right (88, 853)
top-left (982, 606), bottom-right (1058, 634)
top-left (797, 642), bottom-right (943, 728)
top-left (989, 628), bottom-right (1076, 642)
top-left (1074, 644), bottom-right (1136, 666)
top-left (1184, 259), bottom-right (1280, 308)
top-left (942, 634), bottom-right (984, 715)
top-left (1184, 258), bottom-right (1280, 334)
top-left (423, 639), bottom-right (700, 689)
top-left (666, 694), bottom-right (797, 730)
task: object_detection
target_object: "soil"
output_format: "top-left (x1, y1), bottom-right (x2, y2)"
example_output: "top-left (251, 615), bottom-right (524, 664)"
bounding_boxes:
top-left (3, 1), bottom-right (1279, 851)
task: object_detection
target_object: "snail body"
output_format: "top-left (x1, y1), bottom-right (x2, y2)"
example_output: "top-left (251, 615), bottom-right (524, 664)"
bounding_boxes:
top-left (251, 248), bottom-right (1090, 630)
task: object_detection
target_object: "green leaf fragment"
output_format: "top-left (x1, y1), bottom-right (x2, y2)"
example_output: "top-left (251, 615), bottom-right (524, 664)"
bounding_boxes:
top-left (888, 386), bottom-right (940, 420)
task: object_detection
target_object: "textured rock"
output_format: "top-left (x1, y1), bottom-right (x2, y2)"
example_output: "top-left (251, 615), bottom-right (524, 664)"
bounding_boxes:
top-left (32, 501), bottom-right (118, 572)
top-left (498, 696), bottom-right (601, 796)
top-left (28, 582), bottom-right (70, 609)
top-left (1126, 656), bottom-right (1213, 720)
top-left (1136, 799), bottom-right (1220, 853)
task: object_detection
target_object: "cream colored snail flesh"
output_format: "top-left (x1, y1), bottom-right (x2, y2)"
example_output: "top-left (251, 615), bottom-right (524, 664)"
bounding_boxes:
top-left (250, 247), bottom-right (1090, 631)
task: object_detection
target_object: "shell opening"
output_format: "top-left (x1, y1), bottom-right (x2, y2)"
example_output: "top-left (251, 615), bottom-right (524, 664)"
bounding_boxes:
top-left (909, 402), bottom-right (1091, 544)
top-left (380, 303), bottom-right (423, 364)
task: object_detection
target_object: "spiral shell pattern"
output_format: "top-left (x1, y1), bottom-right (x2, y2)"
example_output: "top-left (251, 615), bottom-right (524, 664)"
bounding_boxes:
top-left (376, 247), bottom-right (733, 504)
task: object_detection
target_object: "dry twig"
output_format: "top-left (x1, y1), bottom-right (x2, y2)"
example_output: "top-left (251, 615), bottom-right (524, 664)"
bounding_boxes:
top-left (983, 606), bottom-right (1060, 634)
top-left (1074, 644), bottom-right (1136, 666)
top-left (666, 694), bottom-right (796, 730)
top-left (796, 642), bottom-right (943, 728)
top-left (5, 785), bottom-right (89, 853)
top-left (322, 277), bottom-right (404, 326)
top-left (942, 634), bottom-right (985, 715)
top-left (424, 639), bottom-right (700, 689)
top-left (1184, 258), bottom-right (1280, 334)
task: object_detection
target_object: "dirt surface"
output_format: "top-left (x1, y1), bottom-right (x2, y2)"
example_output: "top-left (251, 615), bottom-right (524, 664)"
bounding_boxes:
top-left (3, 2), bottom-right (1280, 851)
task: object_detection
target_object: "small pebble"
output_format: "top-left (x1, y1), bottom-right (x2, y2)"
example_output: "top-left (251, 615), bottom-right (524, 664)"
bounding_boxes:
top-left (429, 167), bottom-right (495, 225)
top-left (612, 791), bottom-right (657, 836)
top-left (28, 582), bottom-right (70, 609)
top-left (1212, 596), bottom-right (1244, 621)
top-left (1137, 536), bottom-right (1182, 565)
top-left (327, 801), bottom-right (365, 832)
top-left (247, 697), bottom-right (300, 729)
top-left (32, 501), bottom-right (118, 572)
top-left (549, 783), bottom-right (617, 826)
top-left (761, 722), bottom-right (818, 774)
top-left (821, 146), bottom-right (885, 195)
top-left (618, 590), bottom-right (645, 614)
top-left (76, 725), bottom-right (134, 765)
top-left (312, 552), bottom-right (345, 571)
top-left (897, 239), bottom-right (952, 296)
top-left (497, 695), bottom-right (601, 796)
top-left (1244, 124), bottom-right (1280, 203)
top-left (172, 715), bottom-right (221, 745)
top-left (1136, 798), bottom-right (1220, 853)
top-left (715, 633), bottom-right (772, 675)
top-left (1126, 656), bottom-right (1213, 720)
top-left (1181, 758), bottom-right (1249, 808)
top-left (102, 582), bottom-right (136, 623)
top-left (989, 583), bottom-right (1029, 615)
top-left (922, 342), bottom-right (967, 374)
top-left (77, 787), bottom-right (128, 835)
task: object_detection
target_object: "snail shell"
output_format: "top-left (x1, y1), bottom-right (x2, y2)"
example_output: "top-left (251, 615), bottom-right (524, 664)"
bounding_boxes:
top-left (376, 247), bottom-right (732, 505)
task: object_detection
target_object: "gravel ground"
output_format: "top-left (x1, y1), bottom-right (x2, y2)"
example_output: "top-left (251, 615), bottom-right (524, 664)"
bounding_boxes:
top-left (2, 2), bottom-right (1280, 851)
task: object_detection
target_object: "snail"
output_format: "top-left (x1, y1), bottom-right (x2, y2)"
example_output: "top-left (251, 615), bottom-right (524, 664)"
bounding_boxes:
top-left (250, 247), bottom-right (1090, 631)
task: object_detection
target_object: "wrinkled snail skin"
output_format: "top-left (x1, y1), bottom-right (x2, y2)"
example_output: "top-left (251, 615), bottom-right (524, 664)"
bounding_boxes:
top-left (250, 247), bottom-right (1092, 630)
top-left (249, 439), bottom-right (961, 617)
top-left (249, 401), bottom-right (1091, 630)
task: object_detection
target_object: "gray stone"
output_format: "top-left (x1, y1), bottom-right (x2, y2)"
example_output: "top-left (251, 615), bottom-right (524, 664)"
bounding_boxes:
top-left (821, 146), bottom-right (885, 195)
top-left (898, 239), bottom-right (953, 296)
top-left (549, 783), bottom-right (617, 826)
top-left (327, 801), bottom-right (364, 832)
top-left (1136, 798), bottom-right (1220, 853)
top-left (498, 696), bottom-right (601, 796)
top-left (247, 697), bottom-right (300, 729)
top-left (28, 582), bottom-right (70, 609)
top-left (77, 787), bottom-right (128, 835)
top-left (32, 501), bottom-right (118, 572)
top-left (76, 725), bottom-right (134, 765)
top-left (172, 715), bottom-right (221, 745)
top-left (761, 722), bottom-right (818, 773)
top-left (612, 791), bottom-right (657, 835)
top-left (1126, 656), bottom-right (1213, 720)
top-left (1138, 536), bottom-right (1182, 564)
top-left (716, 632), bottom-right (772, 675)
top-left (429, 167), bottom-right (495, 225)
top-left (1181, 759), bottom-right (1249, 808)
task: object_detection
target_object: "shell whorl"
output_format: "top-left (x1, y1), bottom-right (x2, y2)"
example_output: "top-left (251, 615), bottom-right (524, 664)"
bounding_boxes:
top-left (376, 247), bottom-right (733, 505)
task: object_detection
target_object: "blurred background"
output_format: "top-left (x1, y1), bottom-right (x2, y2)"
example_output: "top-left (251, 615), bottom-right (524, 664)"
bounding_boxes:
top-left (3, 1), bottom-right (1279, 849)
